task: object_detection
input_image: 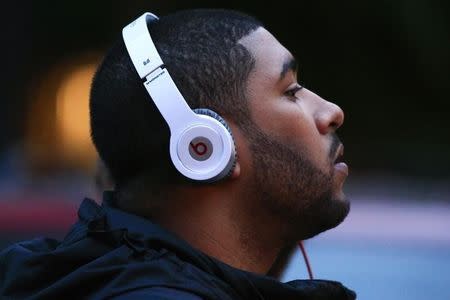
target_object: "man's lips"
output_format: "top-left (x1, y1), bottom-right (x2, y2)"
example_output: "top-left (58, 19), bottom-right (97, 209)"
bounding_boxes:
top-left (333, 144), bottom-right (345, 164)
top-left (333, 144), bottom-right (349, 176)
top-left (334, 162), bottom-right (349, 176)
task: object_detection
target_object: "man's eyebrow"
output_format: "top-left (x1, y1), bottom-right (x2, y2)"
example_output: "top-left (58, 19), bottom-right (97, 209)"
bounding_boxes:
top-left (279, 56), bottom-right (298, 82)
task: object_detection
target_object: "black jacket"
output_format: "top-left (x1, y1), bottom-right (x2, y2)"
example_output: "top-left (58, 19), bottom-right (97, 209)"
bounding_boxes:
top-left (0, 192), bottom-right (356, 299)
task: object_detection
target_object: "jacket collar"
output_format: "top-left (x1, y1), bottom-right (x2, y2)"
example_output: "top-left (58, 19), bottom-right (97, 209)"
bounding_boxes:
top-left (78, 192), bottom-right (356, 300)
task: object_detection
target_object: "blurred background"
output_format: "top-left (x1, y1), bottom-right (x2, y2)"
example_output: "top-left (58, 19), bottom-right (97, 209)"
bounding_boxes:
top-left (0, 1), bottom-right (449, 299)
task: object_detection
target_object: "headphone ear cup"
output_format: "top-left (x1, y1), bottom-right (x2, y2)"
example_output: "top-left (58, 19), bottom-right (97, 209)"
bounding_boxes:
top-left (193, 108), bottom-right (232, 131)
top-left (193, 108), bottom-right (237, 178)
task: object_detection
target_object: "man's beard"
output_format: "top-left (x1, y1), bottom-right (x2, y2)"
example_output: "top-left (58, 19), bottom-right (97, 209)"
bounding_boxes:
top-left (243, 123), bottom-right (350, 241)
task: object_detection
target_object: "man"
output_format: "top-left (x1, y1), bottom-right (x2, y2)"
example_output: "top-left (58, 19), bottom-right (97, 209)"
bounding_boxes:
top-left (0, 9), bottom-right (355, 299)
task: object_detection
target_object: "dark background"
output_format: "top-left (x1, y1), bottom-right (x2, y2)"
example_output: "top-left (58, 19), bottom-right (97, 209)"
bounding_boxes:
top-left (1, 0), bottom-right (449, 178)
top-left (1, 3), bottom-right (449, 299)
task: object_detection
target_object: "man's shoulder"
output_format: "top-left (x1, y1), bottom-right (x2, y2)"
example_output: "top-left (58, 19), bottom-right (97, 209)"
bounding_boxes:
top-left (109, 286), bottom-right (203, 300)
top-left (104, 250), bottom-right (237, 300)
top-left (0, 236), bottom-right (236, 299)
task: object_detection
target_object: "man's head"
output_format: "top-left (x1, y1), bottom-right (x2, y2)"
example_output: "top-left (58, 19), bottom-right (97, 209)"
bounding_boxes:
top-left (90, 9), bottom-right (349, 243)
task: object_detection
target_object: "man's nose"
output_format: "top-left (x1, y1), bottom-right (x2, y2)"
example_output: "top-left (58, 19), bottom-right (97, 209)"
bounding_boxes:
top-left (315, 99), bottom-right (344, 135)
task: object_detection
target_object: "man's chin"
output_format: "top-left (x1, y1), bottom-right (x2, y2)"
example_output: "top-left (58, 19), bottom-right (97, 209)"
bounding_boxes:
top-left (334, 189), bottom-right (348, 204)
top-left (302, 196), bottom-right (351, 240)
top-left (329, 195), bottom-right (351, 227)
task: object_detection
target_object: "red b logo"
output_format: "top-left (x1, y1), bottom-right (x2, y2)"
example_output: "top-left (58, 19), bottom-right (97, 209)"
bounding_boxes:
top-left (188, 137), bottom-right (213, 161)
top-left (190, 142), bottom-right (207, 156)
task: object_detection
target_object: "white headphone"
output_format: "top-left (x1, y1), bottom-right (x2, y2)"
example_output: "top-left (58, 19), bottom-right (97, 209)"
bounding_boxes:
top-left (122, 12), bottom-right (237, 182)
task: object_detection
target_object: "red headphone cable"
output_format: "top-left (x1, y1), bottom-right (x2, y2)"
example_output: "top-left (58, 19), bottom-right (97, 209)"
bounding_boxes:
top-left (299, 241), bottom-right (314, 280)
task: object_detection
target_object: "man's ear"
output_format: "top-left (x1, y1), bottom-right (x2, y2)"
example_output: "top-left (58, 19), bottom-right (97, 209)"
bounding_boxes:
top-left (224, 117), bottom-right (247, 181)
top-left (230, 161), bottom-right (241, 179)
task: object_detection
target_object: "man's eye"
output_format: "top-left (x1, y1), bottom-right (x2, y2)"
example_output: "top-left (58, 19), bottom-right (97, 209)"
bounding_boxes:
top-left (285, 84), bottom-right (303, 98)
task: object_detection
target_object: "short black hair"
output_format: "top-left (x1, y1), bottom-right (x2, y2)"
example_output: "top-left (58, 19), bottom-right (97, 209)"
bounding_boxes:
top-left (90, 9), bottom-right (262, 201)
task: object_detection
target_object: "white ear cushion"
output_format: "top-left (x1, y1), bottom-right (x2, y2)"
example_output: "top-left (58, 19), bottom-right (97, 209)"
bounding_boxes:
top-left (171, 110), bottom-right (236, 182)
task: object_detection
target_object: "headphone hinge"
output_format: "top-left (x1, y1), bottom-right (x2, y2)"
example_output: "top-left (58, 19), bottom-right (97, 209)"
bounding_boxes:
top-left (144, 67), bottom-right (166, 84)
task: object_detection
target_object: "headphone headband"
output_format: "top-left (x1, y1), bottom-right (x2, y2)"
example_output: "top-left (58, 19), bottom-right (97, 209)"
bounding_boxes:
top-left (122, 13), bottom-right (162, 78)
top-left (122, 13), bottom-right (197, 133)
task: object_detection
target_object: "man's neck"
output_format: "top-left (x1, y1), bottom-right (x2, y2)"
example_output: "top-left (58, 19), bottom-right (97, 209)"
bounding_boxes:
top-left (148, 185), bottom-right (286, 275)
